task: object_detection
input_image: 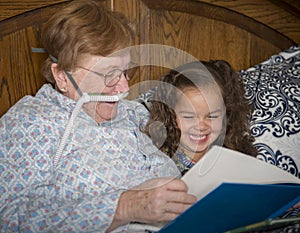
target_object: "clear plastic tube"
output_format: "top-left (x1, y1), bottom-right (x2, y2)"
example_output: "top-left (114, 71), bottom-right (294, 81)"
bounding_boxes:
top-left (53, 92), bottom-right (128, 168)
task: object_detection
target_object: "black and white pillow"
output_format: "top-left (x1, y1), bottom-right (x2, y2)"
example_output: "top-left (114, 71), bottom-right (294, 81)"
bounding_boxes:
top-left (239, 45), bottom-right (300, 178)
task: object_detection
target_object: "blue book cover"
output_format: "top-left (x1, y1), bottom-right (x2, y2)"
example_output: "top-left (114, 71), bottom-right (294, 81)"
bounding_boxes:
top-left (158, 182), bottom-right (300, 233)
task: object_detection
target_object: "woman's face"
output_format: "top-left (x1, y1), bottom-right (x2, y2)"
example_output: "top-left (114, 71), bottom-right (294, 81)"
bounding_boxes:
top-left (175, 86), bottom-right (225, 161)
top-left (68, 53), bottom-right (131, 123)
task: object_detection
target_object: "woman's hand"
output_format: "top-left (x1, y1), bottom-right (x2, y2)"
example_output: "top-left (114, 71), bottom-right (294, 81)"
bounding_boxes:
top-left (107, 177), bottom-right (196, 232)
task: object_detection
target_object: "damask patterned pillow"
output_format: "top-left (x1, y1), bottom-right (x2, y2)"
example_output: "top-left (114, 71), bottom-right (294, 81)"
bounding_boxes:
top-left (239, 45), bottom-right (300, 178)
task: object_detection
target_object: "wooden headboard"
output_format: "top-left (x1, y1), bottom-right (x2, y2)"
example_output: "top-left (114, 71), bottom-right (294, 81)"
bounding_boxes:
top-left (0, 0), bottom-right (299, 116)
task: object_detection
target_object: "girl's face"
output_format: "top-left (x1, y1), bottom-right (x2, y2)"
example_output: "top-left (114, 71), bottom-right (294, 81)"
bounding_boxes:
top-left (69, 53), bottom-right (131, 123)
top-left (175, 86), bottom-right (225, 162)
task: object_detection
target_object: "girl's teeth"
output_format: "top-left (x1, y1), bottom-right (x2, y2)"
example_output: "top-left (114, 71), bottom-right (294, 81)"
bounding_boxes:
top-left (190, 135), bottom-right (206, 140)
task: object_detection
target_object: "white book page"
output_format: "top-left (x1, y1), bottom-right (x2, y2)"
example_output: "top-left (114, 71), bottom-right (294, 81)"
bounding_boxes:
top-left (182, 146), bottom-right (300, 200)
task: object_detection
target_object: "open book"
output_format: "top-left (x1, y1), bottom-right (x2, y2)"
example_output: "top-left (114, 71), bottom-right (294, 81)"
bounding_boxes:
top-left (158, 146), bottom-right (300, 233)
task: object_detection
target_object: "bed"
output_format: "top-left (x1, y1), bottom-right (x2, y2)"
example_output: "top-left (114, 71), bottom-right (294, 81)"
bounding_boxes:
top-left (0, 0), bottom-right (299, 177)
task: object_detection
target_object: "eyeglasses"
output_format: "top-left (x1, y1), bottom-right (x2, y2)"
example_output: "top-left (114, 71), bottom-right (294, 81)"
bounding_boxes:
top-left (78, 64), bottom-right (138, 87)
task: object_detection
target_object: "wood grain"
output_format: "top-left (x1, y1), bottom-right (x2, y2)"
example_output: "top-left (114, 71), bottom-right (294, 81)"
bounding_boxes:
top-left (0, 0), bottom-right (299, 115)
top-left (195, 0), bottom-right (300, 43)
top-left (142, 0), bottom-right (296, 49)
top-left (0, 0), bottom-right (69, 21)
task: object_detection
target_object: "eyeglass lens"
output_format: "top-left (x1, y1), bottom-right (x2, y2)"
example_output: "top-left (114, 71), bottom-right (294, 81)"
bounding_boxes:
top-left (105, 67), bottom-right (137, 87)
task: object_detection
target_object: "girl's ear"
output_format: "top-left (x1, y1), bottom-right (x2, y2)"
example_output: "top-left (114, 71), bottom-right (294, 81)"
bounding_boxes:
top-left (51, 63), bottom-right (68, 92)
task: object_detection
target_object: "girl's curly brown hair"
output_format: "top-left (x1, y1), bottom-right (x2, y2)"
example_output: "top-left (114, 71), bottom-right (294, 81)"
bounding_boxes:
top-left (144, 60), bottom-right (257, 158)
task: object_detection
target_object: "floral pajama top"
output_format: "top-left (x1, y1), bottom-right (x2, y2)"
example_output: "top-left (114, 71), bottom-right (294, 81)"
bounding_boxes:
top-left (0, 84), bottom-right (180, 232)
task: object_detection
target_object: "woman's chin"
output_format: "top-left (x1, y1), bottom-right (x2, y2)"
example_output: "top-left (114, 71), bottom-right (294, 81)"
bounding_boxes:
top-left (95, 103), bottom-right (118, 121)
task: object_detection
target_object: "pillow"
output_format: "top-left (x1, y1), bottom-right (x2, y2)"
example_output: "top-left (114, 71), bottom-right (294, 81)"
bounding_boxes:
top-left (239, 45), bottom-right (300, 178)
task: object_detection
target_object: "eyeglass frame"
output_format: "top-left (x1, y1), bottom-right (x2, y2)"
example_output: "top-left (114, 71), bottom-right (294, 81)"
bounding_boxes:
top-left (49, 54), bottom-right (137, 96)
top-left (77, 64), bottom-right (137, 87)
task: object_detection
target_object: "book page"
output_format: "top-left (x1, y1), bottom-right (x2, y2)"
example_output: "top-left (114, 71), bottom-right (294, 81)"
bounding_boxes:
top-left (182, 146), bottom-right (300, 200)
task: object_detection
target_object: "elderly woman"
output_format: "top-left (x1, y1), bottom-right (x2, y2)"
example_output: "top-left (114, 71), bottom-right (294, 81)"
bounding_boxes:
top-left (0, 0), bottom-right (196, 232)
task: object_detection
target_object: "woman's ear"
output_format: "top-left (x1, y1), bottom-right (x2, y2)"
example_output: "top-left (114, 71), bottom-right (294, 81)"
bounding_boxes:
top-left (51, 63), bottom-right (68, 92)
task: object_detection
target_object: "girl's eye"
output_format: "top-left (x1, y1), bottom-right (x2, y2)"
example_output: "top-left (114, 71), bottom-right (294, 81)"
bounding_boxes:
top-left (208, 115), bottom-right (220, 119)
top-left (182, 115), bottom-right (195, 119)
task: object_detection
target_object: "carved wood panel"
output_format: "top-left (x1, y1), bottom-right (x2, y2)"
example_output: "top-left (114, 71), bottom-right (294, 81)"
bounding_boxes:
top-left (0, 0), bottom-right (299, 115)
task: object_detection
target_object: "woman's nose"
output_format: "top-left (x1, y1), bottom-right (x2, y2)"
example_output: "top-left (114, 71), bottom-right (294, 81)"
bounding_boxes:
top-left (114, 73), bottom-right (129, 93)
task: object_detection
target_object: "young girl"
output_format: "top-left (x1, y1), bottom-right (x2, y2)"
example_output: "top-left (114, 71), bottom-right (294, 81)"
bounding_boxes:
top-left (145, 60), bottom-right (258, 175)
